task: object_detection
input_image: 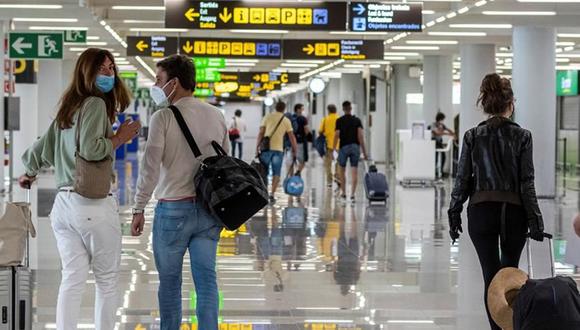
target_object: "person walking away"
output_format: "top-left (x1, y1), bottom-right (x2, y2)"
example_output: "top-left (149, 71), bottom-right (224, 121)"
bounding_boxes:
top-left (229, 109), bottom-right (246, 159)
top-left (19, 48), bottom-right (139, 330)
top-left (292, 103), bottom-right (311, 176)
top-left (256, 101), bottom-right (298, 204)
top-left (131, 55), bottom-right (229, 330)
top-left (333, 101), bottom-right (368, 204)
top-left (448, 73), bottom-right (545, 330)
top-left (319, 104), bottom-right (340, 188)
top-left (429, 111), bottom-right (455, 179)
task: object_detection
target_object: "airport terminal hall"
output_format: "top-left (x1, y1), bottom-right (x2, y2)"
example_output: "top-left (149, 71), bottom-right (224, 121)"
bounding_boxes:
top-left (4, 0), bottom-right (580, 330)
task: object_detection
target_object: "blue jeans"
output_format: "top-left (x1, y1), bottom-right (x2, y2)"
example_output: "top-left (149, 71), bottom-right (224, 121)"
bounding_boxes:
top-left (153, 201), bottom-right (223, 330)
top-left (231, 140), bottom-right (243, 159)
top-left (338, 144), bottom-right (361, 168)
top-left (260, 150), bottom-right (284, 177)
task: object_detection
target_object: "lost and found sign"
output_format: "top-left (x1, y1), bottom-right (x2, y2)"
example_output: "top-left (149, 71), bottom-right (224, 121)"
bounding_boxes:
top-left (283, 39), bottom-right (383, 60)
top-left (9, 32), bottom-right (63, 59)
top-left (349, 2), bottom-right (422, 32)
top-left (165, 0), bottom-right (347, 31)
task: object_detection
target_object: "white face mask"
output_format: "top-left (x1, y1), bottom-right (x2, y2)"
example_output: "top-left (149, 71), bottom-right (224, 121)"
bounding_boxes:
top-left (150, 79), bottom-right (176, 107)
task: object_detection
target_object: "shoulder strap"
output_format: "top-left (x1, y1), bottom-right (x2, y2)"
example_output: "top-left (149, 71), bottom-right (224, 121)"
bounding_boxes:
top-left (268, 114), bottom-right (286, 138)
top-left (75, 105), bottom-right (84, 154)
top-left (169, 105), bottom-right (202, 158)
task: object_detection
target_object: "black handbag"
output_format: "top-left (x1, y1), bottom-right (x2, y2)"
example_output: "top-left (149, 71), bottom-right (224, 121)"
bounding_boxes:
top-left (170, 105), bottom-right (269, 231)
top-left (260, 114), bottom-right (285, 152)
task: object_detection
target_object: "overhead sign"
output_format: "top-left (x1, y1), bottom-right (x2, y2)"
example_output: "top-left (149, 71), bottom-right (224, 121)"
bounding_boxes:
top-left (165, 0), bottom-right (348, 31)
top-left (180, 38), bottom-right (282, 59)
top-left (127, 36), bottom-right (178, 58)
top-left (119, 71), bottom-right (138, 94)
top-left (194, 57), bottom-right (225, 68)
top-left (64, 30), bottom-right (87, 43)
top-left (349, 2), bottom-right (422, 32)
top-left (557, 70), bottom-right (579, 96)
top-left (9, 32), bottom-right (63, 59)
top-left (283, 39), bottom-right (383, 60)
top-left (196, 68), bottom-right (221, 82)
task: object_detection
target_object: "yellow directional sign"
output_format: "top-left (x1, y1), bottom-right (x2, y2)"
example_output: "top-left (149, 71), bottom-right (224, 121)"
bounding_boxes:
top-left (127, 36), bottom-right (178, 57)
top-left (303, 44), bottom-right (315, 55)
top-left (179, 38), bottom-right (282, 59)
top-left (165, 1), bottom-right (348, 31)
top-left (136, 40), bottom-right (148, 52)
top-left (284, 39), bottom-right (383, 60)
top-left (182, 40), bottom-right (194, 53)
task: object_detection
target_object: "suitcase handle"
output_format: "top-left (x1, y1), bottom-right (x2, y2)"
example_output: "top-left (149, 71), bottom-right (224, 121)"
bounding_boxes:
top-left (526, 232), bottom-right (555, 279)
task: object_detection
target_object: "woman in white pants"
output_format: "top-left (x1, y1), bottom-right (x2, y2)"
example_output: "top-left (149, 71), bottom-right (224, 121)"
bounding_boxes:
top-left (18, 48), bottom-right (141, 330)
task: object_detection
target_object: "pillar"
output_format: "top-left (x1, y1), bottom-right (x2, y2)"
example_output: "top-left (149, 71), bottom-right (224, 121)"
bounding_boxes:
top-left (459, 44), bottom-right (496, 139)
top-left (513, 26), bottom-right (557, 198)
top-left (0, 22), bottom-right (5, 191)
top-left (393, 64), bottom-right (422, 130)
top-left (13, 73), bottom-right (38, 180)
top-left (423, 55), bottom-right (453, 123)
top-left (37, 60), bottom-right (64, 135)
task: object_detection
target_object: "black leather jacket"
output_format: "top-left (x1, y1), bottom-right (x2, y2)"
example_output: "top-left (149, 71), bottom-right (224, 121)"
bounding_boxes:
top-left (448, 117), bottom-right (544, 232)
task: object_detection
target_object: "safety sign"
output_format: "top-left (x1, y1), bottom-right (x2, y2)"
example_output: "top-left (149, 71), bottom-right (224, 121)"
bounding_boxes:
top-left (283, 39), bottom-right (383, 60)
top-left (64, 30), bottom-right (87, 43)
top-left (9, 32), bottom-right (63, 59)
top-left (165, 0), bottom-right (347, 31)
top-left (127, 36), bottom-right (178, 58)
top-left (349, 2), bottom-right (423, 32)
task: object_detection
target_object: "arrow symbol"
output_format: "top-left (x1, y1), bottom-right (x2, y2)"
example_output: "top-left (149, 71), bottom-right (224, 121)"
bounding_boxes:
top-left (302, 44), bottom-right (315, 55)
top-left (354, 3), bottom-right (366, 15)
top-left (219, 7), bottom-right (233, 23)
top-left (135, 324), bottom-right (146, 330)
top-left (12, 37), bottom-right (32, 55)
top-left (185, 8), bottom-right (200, 22)
top-left (182, 41), bottom-right (193, 54)
top-left (253, 74), bottom-right (260, 82)
top-left (136, 40), bottom-right (149, 52)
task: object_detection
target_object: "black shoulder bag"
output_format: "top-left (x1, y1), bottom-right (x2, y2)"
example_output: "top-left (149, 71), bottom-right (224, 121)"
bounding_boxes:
top-left (170, 105), bottom-right (269, 230)
top-left (259, 114), bottom-right (285, 152)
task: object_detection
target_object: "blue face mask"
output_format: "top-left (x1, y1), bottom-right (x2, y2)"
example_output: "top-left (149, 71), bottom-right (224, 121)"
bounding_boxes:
top-left (96, 74), bottom-right (115, 93)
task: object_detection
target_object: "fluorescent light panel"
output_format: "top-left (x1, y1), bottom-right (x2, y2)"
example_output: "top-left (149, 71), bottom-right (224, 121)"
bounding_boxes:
top-left (330, 31), bottom-right (388, 35)
top-left (86, 41), bottom-right (108, 46)
top-left (87, 36), bottom-right (100, 40)
top-left (0, 4), bottom-right (62, 9)
top-left (13, 18), bottom-right (77, 22)
top-left (383, 56), bottom-right (407, 60)
top-left (385, 52), bottom-right (420, 56)
top-left (112, 6), bottom-right (165, 10)
top-left (29, 26), bottom-right (89, 31)
top-left (406, 40), bottom-right (458, 45)
top-left (286, 60), bottom-right (326, 64)
top-left (123, 20), bottom-right (164, 24)
top-left (449, 24), bottom-right (512, 29)
top-left (391, 46), bottom-right (440, 50)
top-left (559, 34), bottom-right (580, 38)
top-left (482, 11), bottom-right (556, 16)
top-left (129, 28), bottom-right (188, 32)
top-left (428, 31), bottom-right (487, 36)
top-left (281, 63), bottom-right (318, 67)
top-left (422, 10), bottom-right (435, 14)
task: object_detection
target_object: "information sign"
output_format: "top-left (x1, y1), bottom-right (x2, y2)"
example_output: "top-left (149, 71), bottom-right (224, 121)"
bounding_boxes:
top-left (165, 0), bottom-right (347, 31)
top-left (349, 2), bottom-right (422, 32)
top-left (127, 36), bottom-right (178, 58)
top-left (180, 38), bottom-right (282, 59)
top-left (283, 39), bottom-right (383, 60)
top-left (194, 57), bottom-right (225, 68)
top-left (557, 70), bottom-right (579, 96)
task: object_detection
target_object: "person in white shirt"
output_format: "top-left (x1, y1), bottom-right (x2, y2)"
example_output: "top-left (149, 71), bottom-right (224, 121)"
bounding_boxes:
top-left (131, 55), bottom-right (228, 330)
top-left (230, 109), bottom-right (246, 159)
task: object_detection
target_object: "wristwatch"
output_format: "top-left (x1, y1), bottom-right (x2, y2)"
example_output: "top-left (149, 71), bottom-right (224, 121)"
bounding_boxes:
top-left (132, 208), bottom-right (144, 215)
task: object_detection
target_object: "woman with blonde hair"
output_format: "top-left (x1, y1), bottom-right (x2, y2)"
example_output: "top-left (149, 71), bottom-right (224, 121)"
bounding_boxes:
top-left (19, 48), bottom-right (141, 330)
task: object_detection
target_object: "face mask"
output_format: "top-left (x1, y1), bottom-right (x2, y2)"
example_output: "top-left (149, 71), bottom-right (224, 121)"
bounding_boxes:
top-left (150, 79), bottom-right (176, 107)
top-left (96, 74), bottom-right (115, 93)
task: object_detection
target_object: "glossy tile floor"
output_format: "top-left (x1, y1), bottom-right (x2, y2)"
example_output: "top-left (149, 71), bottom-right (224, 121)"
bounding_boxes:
top-left (21, 155), bottom-right (580, 330)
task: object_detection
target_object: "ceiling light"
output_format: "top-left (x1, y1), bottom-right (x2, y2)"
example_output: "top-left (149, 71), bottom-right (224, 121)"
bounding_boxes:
top-left (428, 31), bottom-right (487, 36)
top-left (556, 64), bottom-right (580, 70)
top-left (369, 64), bottom-right (382, 68)
top-left (557, 54), bottom-right (580, 58)
top-left (557, 42), bottom-right (575, 46)
top-left (87, 36), bottom-right (100, 40)
top-left (112, 6), bottom-right (165, 11)
top-left (69, 47), bottom-right (115, 52)
top-left (115, 57), bottom-right (127, 61)
top-left (426, 21), bottom-right (436, 27)
top-left (449, 24), bottom-right (512, 29)
top-left (225, 59), bottom-right (260, 63)
top-left (116, 61), bottom-right (130, 65)
top-left (496, 53), bottom-right (514, 57)
top-left (0, 4), bottom-right (62, 9)
top-left (112, 52), bottom-right (121, 57)
top-left (230, 29), bottom-right (289, 34)
top-left (565, 46), bottom-right (576, 51)
top-left (129, 28), bottom-right (188, 32)
top-left (435, 16), bottom-right (446, 23)
top-left (557, 58), bottom-right (571, 63)
top-left (86, 41), bottom-right (108, 46)
top-left (123, 20), bottom-right (164, 24)
top-left (29, 26), bottom-right (89, 31)
top-left (329, 31), bottom-right (388, 35)
top-left (383, 56), bottom-right (407, 60)
top-left (135, 56), bottom-right (156, 78)
top-left (286, 60), bottom-right (326, 64)
top-left (447, 12), bottom-right (457, 19)
top-left (559, 34), bottom-right (580, 38)
top-left (475, 0), bottom-right (488, 7)
top-left (281, 63), bottom-right (319, 68)
top-left (518, 0), bottom-right (580, 2)
top-left (406, 40), bottom-right (458, 45)
top-left (422, 10), bottom-right (435, 14)
top-left (496, 65), bottom-right (513, 70)
top-left (225, 62), bottom-right (256, 67)
top-left (343, 64), bottom-right (365, 68)
top-left (458, 7), bottom-right (470, 14)
top-left (391, 46), bottom-right (440, 50)
top-left (482, 11), bottom-right (556, 16)
top-left (13, 18), bottom-right (77, 22)
top-left (387, 320), bottom-right (435, 324)
top-left (385, 52), bottom-right (420, 56)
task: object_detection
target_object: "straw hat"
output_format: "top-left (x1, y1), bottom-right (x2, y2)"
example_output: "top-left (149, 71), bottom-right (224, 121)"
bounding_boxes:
top-left (487, 267), bottom-right (528, 330)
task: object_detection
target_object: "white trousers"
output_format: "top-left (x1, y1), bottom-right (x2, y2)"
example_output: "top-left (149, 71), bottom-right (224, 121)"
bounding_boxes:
top-left (50, 191), bottom-right (121, 330)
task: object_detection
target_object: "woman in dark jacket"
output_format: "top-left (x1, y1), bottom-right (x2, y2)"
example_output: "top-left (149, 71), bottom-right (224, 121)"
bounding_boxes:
top-left (448, 73), bottom-right (545, 330)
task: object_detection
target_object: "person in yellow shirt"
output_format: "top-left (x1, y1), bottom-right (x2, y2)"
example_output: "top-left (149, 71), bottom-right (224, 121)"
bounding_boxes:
top-left (257, 101), bottom-right (298, 204)
top-left (319, 104), bottom-right (340, 188)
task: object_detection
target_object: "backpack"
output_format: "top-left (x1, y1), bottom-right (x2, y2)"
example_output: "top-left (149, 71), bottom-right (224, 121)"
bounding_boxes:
top-left (283, 113), bottom-right (299, 149)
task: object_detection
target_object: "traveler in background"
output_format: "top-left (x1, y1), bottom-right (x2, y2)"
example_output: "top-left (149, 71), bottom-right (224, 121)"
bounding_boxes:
top-left (429, 111), bottom-right (455, 178)
top-left (19, 48), bottom-right (139, 330)
top-left (319, 104), bottom-right (340, 188)
top-left (230, 109), bottom-right (246, 159)
top-left (131, 55), bottom-right (228, 330)
top-left (256, 101), bottom-right (298, 204)
top-left (292, 103), bottom-right (311, 176)
top-left (448, 73), bottom-right (545, 330)
top-left (333, 101), bottom-right (368, 204)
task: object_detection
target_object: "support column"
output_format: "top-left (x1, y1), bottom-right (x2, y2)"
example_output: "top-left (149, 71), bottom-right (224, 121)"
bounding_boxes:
top-left (0, 22), bottom-right (5, 191)
top-left (513, 26), bottom-right (557, 198)
top-left (393, 64), bottom-right (422, 130)
top-left (37, 60), bottom-right (64, 135)
top-left (459, 44), bottom-right (496, 139)
top-left (423, 55), bottom-right (453, 122)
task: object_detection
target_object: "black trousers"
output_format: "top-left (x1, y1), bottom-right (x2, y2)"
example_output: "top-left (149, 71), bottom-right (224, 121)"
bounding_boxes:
top-left (468, 202), bottom-right (528, 330)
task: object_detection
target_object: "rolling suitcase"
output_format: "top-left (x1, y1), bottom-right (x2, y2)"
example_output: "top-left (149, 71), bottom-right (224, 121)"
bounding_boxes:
top-left (364, 162), bottom-right (389, 204)
top-left (512, 233), bottom-right (580, 330)
top-left (0, 189), bottom-right (33, 330)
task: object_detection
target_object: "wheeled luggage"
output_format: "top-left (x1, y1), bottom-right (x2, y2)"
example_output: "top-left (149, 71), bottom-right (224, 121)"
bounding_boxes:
top-left (0, 189), bottom-right (33, 330)
top-left (512, 233), bottom-right (580, 330)
top-left (364, 162), bottom-right (389, 204)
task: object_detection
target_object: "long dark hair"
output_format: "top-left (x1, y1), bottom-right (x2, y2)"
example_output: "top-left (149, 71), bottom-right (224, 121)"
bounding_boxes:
top-left (56, 48), bottom-right (131, 129)
top-left (477, 73), bottom-right (514, 116)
